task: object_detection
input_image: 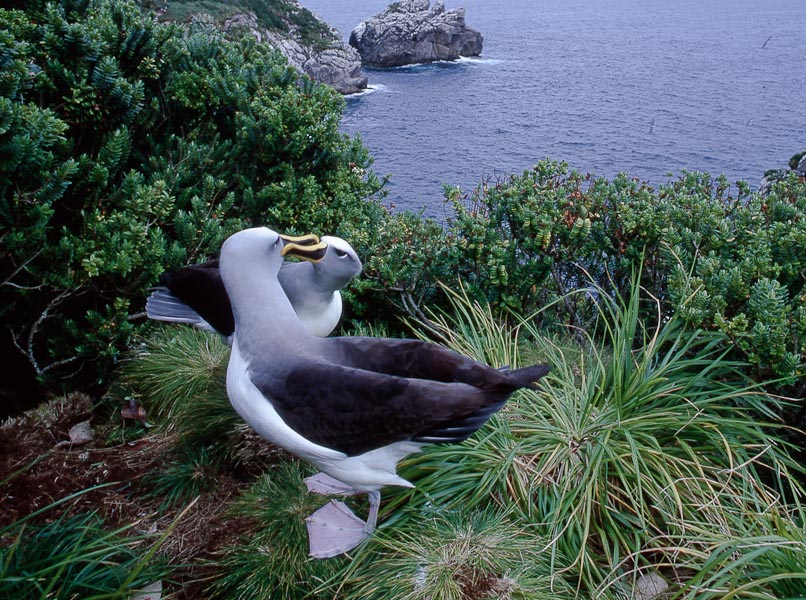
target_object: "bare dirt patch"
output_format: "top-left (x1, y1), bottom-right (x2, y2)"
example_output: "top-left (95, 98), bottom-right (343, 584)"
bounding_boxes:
top-left (0, 393), bottom-right (272, 598)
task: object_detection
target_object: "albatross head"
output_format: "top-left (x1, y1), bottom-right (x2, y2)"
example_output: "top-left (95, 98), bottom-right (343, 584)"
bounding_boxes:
top-left (220, 227), bottom-right (327, 308)
top-left (221, 227), bottom-right (325, 271)
top-left (315, 236), bottom-right (363, 291)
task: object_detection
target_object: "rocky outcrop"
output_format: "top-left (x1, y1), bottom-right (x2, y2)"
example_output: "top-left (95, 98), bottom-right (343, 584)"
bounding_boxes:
top-left (759, 149), bottom-right (806, 195)
top-left (262, 28), bottom-right (368, 95)
top-left (221, 8), bottom-right (367, 94)
top-left (349, 0), bottom-right (483, 68)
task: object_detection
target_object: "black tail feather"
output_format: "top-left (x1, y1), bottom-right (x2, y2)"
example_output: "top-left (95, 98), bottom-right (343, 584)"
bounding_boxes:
top-left (505, 364), bottom-right (551, 389)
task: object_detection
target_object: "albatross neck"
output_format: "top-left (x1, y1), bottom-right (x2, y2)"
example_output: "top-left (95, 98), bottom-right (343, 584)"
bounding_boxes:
top-left (228, 266), bottom-right (326, 356)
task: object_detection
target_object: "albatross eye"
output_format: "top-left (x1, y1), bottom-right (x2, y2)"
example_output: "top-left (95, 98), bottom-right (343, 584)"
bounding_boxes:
top-left (335, 248), bottom-right (348, 258)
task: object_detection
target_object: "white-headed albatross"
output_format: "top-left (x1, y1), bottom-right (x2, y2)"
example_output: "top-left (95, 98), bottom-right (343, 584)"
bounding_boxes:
top-left (219, 227), bottom-right (550, 558)
top-left (146, 235), bottom-right (361, 339)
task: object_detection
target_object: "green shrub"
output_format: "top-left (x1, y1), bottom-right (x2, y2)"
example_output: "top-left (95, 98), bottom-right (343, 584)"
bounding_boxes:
top-left (440, 163), bottom-right (806, 384)
top-left (365, 162), bottom-right (804, 393)
top-left (0, 0), bottom-right (385, 393)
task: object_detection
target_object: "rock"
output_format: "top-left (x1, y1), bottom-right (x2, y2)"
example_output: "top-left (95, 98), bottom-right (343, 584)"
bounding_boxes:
top-left (759, 148), bottom-right (806, 195)
top-left (349, 0), bottom-right (483, 68)
top-left (262, 29), bottom-right (368, 95)
top-left (791, 151), bottom-right (806, 176)
top-left (633, 572), bottom-right (668, 600)
top-left (221, 6), bottom-right (368, 95)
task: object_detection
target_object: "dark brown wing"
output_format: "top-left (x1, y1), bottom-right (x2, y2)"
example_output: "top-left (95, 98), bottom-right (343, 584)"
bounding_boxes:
top-left (159, 260), bottom-right (234, 336)
top-left (333, 337), bottom-right (517, 390)
top-left (252, 360), bottom-right (511, 456)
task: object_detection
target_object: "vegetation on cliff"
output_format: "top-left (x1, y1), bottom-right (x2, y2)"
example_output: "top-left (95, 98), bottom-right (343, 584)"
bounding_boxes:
top-left (144, 0), bottom-right (336, 50)
top-left (0, 0), bottom-right (383, 401)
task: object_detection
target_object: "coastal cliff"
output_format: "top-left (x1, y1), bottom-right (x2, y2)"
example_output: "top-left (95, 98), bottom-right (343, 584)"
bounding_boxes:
top-left (149, 0), bottom-right (367, 94)
top-left (349, 0), bottom-right (483, 68)
top-left (223, 10), bottom-right (368, 94)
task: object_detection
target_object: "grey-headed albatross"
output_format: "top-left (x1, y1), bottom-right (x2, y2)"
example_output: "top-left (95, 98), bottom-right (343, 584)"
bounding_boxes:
top-left (220, 227), bottom-right (550, 558)
top-left (146, 235), bottom-right (361, 338)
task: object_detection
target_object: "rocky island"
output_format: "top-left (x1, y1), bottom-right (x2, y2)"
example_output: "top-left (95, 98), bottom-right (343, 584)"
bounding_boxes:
top-left (349, 0), bottom-right (483, 68)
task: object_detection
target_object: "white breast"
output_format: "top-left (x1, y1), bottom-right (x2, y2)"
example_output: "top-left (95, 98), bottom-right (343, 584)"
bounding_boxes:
top-left (226, 339), bottom-right (423, 492)
top-left (295, 292), bottom-right (342, 337)
top-left (226, 340), bottom-right (344, 463)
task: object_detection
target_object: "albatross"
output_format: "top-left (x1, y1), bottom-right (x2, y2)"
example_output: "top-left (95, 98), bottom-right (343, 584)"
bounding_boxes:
top-left (145, 234), bottom-right (361, 338)
top-left (219, 226), bottom-right (551, 558)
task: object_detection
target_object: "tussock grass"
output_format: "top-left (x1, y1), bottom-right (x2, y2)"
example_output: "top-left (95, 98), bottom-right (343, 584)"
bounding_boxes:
top-left (339, 506), bottom-right (577, 600)
top-left (119, 281), bottom-right (805, 598)
top-left (386, 278), bottom-right (804, 596)
top-left (657, 503), bottom-right (806, 599)
top-left (209, 460), bottom-right (345, 599)
top-left (124, 326), bottom-right (230, 422)
top-left (143, 443), bottom-right (221, 509)
top-left (0, 492), bottom-right (172, 600)
top-left (123, 326), bottom-right (280, 467)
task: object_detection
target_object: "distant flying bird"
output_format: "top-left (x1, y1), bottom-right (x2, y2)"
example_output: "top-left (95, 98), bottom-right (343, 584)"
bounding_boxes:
top-left (146, 235), bottom-right (362, 339)
top-left (218, 227), bottom-right (551, 558)
top-left (761, 35), bottom-right (772, 49)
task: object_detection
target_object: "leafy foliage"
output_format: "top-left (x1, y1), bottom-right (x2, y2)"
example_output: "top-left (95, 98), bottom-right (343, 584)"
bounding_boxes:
top-left (0, 0), bottom-right (384, 393)
top-left (364, 162), bottom-right (806, 393)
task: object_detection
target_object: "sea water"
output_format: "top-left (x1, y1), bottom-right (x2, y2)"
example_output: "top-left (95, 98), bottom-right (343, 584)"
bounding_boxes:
top-left (303, 0), bottom-right (806, 217)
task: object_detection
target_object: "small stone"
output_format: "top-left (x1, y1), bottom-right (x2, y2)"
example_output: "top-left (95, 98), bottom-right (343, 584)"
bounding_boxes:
top-left (634, 572), bottom-right (668, 600)
top-left (131, 581), bottom-right (162, 600)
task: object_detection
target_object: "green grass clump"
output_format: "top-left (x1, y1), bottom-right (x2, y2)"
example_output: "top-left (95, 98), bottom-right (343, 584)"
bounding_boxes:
top-left (340, 507), bottom-right (577, 600)
top-left (143, 443), bottom-right (221, 509)
top-left (124, 326), bottom-right (230, 422)
top-left (0, 511), bottom-right (169, 600)
top-left (209, 460), bottom-right (346, 599)
top-left (387, 278), bottom-right (804, 595)
top-left (123, 326), bottom-right (249, 455)
top-left (666, 504), bottom-right (806, 599)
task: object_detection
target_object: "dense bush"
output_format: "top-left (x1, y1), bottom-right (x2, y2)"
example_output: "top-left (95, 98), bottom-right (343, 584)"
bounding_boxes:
top-left (366, 162), bottom-right (805, 394)
top-left (0, 0), bottom-right (385, 395)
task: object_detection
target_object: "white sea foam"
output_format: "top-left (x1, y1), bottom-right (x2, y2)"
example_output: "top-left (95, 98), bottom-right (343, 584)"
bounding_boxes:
top-left (456, 55), bottom-right (503, 65)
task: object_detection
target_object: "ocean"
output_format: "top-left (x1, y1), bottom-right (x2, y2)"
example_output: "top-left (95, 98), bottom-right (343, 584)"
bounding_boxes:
top-left (302, 0), bottom-right (806, 218)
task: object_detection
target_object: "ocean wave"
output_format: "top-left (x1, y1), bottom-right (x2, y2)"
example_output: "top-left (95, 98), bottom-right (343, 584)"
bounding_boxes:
top-left (345, 83), bottom-right (387, 98)
top-left (456, 56), bottom-right (504, 65)
top-left (369, 55), bottom-right (502, 71)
